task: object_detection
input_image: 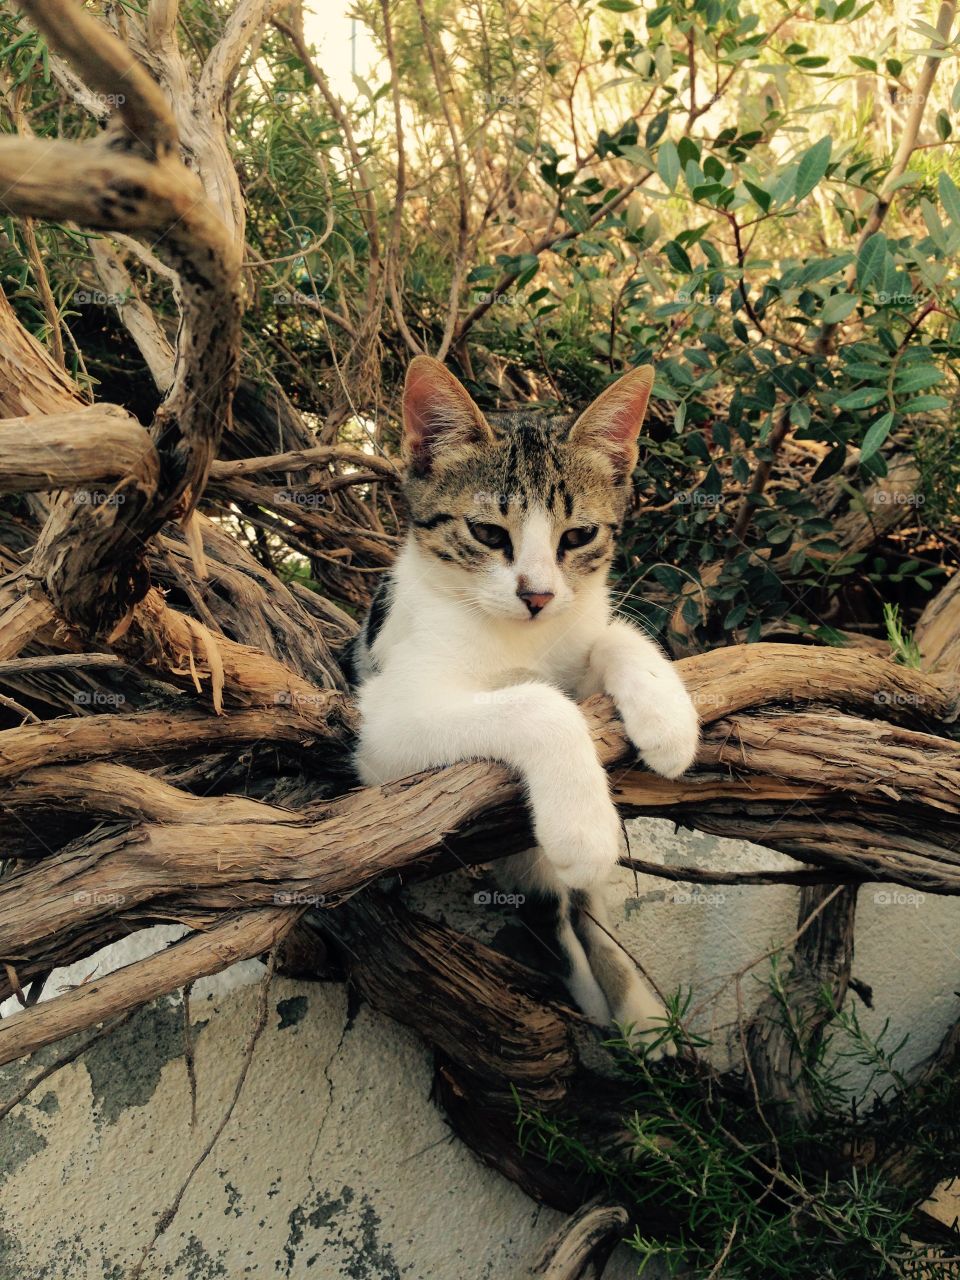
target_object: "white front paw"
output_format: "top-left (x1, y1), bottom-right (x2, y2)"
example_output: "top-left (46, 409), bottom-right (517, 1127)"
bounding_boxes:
top-left (639, 720), bottom-right (699, 779)
top-left (621, 685), bottom-right (700, 780)
top-left (536, 792), bottom-right (625, 890)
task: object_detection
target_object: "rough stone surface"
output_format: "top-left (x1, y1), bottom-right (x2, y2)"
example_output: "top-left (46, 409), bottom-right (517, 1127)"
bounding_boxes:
top-left (0, 818), bottom-right (957, 1278)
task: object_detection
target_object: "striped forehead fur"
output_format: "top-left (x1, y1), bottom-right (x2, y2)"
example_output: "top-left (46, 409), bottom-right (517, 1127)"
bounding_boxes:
top-left (404, 410), bottom-right (630, 570)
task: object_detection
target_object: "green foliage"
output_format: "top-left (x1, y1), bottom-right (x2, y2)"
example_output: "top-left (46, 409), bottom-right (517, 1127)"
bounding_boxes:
top-left (517, 982), bottom-right (957, 1278)
top-left (883, 602), bottom-right (924, 667)
top-left (1, 0), bottom-right (958, 630)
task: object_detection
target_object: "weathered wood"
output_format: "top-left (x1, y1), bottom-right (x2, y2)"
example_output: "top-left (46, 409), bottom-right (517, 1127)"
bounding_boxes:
top-left (0, 406), bottom-right (158, 495)
top-left (528, 1197), bottom-right (631, 1280)
top-left (209, 444), bottom-right (399, 481)
top-left (2, 644), bottom-right (960, 1028)
top-left (746, 884), bottom-right (859, 1121)
top-left (18, 0), bottom-right (178, 160)
top-left (0, 909), bottom-right (290, 1067)
top-left (917, 571), bottom-right (960, 674)
top-left (0, 1), bottom-right (242, 656)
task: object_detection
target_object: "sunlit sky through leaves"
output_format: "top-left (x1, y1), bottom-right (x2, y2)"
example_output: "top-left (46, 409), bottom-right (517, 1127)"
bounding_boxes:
top-left (303, 4), bottom-right (381, 101)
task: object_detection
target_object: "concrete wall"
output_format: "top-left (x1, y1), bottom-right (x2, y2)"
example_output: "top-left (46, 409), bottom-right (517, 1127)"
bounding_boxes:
top-left (1, 818), bottom-right (958, 1279)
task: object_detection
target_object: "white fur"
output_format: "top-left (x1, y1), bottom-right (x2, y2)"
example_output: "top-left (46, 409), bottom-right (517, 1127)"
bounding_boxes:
top-left (354, 509), bottom-right (697, 1049)
top-left (355, 516), bottom-right (700, 891)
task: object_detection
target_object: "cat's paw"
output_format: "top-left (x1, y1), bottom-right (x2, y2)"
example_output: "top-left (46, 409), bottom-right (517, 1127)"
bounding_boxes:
top-left (537, 792), bottom-right (625, 890)
top-left (620, 683), bottom-right (700, 780)
top-left (638, 720), bottom-right (699, 780)
top-left (614, 986), bottom-right (676, 1061)
top-left (624, 1024), bottom-right (676, 1062)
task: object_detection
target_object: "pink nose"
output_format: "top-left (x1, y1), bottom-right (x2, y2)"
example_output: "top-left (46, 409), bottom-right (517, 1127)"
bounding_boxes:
top-left (518, 589), bottom-right (554, 616)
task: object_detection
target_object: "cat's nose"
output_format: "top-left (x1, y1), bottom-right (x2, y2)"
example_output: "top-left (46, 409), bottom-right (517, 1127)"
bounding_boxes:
top-left (517, 588), bottom-right (554, 616)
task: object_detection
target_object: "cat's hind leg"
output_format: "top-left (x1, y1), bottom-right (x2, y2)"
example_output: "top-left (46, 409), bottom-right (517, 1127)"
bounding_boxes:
top-left (569, 890), bottom-right (672, 1053)
top-left (499, 851), bottom-right (671, 1054)
top-left (498, 850), bottom-right (609, 1023)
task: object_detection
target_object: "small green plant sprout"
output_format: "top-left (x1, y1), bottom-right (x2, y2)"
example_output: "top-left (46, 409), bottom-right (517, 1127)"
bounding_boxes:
top-left (883, 602), bottom-right (924, 668)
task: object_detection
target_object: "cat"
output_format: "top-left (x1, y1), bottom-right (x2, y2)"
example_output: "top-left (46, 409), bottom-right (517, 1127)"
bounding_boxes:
top-left (345, 355), bottom-right (699, 1046)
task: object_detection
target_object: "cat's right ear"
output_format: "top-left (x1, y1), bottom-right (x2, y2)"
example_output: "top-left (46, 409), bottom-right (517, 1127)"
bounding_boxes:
top-left (402, 356), bottom-right (493, 474)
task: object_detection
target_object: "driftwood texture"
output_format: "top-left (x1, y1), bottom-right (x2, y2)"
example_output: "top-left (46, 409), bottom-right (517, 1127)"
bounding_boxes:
top-left (0, 3), bottom-right (958, 1273)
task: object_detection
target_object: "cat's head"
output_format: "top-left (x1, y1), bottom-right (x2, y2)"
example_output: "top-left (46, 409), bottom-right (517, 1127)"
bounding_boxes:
top-left (400, 356), bottom-right (654, 623)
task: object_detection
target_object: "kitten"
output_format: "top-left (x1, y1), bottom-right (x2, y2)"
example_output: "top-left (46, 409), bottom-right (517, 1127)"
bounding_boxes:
top-left (346, 356), bottom-right (699, 1044)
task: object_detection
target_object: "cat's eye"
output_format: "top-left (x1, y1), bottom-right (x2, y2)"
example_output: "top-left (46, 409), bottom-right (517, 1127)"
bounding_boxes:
top-left (559, 525), bottom-right (598, 552)
top-left (467, 520), bottom-right (512, 552)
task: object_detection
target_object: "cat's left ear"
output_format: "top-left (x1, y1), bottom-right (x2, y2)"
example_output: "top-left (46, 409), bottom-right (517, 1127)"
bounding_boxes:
top-left (568, 364), bottom-right (655, 478)
top-left (402, 356), bottom-right (493, 474)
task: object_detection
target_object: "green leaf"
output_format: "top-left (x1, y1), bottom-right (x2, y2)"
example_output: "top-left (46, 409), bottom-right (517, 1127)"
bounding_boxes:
top-left (894, 366), bottom-right (944, 394)
top-left (921, 197), bottom-right (949, 250)
top-left (849, 55), bottom-right (877, 70)
top-left (936, 109), bottom-right (952, 141)
top-left (885, 171), bottom-right (922, 194)
top-left (821, 292), bottom-right (856, 324)
top-left (836, 387), bottom-right (886, 410)
top-left (646, 110), bottom-right (669, 148)
top-left (939, 172), bottom-right (960, 225)
top-left (901, 394), bottom-right (949, 412)
top-left (677, 136), bottom-right (700, 167)
top-left (790, 402), bottom-right (812, 428)
top-left (856, 232), bottom-right (887, 291)
top-left (657, 141), bottom-right (680, 191)
top-left (859, 411), bottom-right (894, 464)
top-left (794, 137), bottom-right (832, 201)
top-left (598, 0), bottom-right (638, 9)
top-left (812, 446), bottom-right (846, 481)
top-left (743, 180), bottom-right (770, 211)
top-left (663, 240), bottom-right (692, 272)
